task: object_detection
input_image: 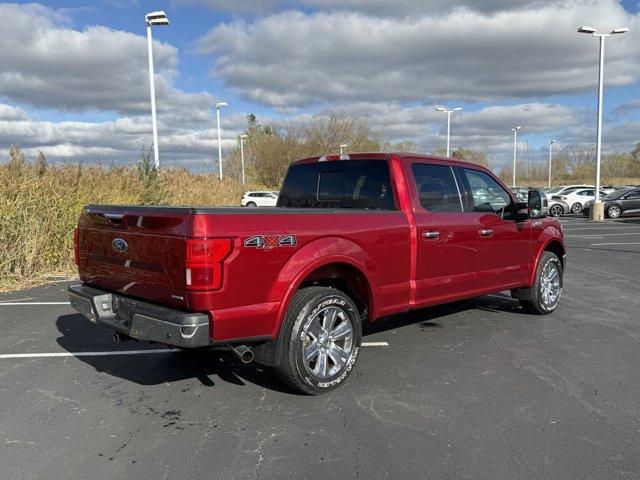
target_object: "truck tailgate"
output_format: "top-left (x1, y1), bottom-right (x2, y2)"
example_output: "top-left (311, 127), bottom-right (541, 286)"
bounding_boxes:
top-left (76, 205), bottom-right (193, 308)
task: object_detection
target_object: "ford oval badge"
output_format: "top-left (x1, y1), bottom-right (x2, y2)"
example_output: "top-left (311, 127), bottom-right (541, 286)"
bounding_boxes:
top-left (112, 238), bottom-right (128, 253)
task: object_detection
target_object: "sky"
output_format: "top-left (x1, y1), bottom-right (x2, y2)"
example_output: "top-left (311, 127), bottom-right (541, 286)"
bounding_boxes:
top-left (0, 0), bottom-right (639, 173)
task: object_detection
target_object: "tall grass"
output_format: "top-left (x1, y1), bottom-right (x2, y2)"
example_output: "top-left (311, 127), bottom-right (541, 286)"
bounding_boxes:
top-left (0, 159), bottom-right (259, 291)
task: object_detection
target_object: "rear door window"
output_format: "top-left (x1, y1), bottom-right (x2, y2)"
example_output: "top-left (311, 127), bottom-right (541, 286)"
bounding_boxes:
top-left (278, 160), bottom-right (396, 209)
top-left (411, 163), bottom-right (463, 212)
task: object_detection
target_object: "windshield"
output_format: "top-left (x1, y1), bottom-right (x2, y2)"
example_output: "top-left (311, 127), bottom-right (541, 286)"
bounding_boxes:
top-left (604, 188), bottom-right (633, 200)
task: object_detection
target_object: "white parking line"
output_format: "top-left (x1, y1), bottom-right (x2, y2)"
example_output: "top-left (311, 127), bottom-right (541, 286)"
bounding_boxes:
top-left (0, 302), bottom-right (70, 306)
top-left (0, 349), bottom-right (181, 359)
top-left (590, 242), bottom-right (640, 246)
top-left (0, 342), bottom-right (389, 359)
top-left (566, 233), bottom-right (640, 238)
top-left (361, 341), bottom-right (389, 347)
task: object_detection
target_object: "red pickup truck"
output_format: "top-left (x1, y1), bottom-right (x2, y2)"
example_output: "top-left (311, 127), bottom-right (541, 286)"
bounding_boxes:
top-left (70, 153), bottom-right (565, 394)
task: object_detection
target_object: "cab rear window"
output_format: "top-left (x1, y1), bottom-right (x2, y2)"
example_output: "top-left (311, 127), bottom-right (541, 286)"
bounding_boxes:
top-left (277, 160), bottom-right (396, 210)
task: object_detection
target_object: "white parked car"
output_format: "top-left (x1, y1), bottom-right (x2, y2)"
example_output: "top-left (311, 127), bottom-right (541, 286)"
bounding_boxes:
top-left (544, 185), bottom-right (593, 200)
top-left (241, 191), bottom-right (279, 207)
top-left (551, 188), bottom-right (607, 214)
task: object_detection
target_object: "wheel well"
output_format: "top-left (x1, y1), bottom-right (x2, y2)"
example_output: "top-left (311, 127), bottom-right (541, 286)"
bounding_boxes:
top-left (298, 263), bottom-right (371, 319)
top-left (544, 240), bottom-right (565, 268)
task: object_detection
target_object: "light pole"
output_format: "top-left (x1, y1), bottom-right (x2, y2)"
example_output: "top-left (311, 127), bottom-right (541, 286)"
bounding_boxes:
top-left (239, 134), bottom-right (248, 185)
top-left (548, 140), bottom-right (556, 188)
top-left (436, 107), bottom-right (462, 157)
top-left (578, 26), bottom-right (629, 219)
top-left (145, 11), bottom-right (169, 170)
top-left (510, 126), bottom-right (522, 187)
top-left (216, 101), bottom-right (228, 180)
top-left (340, 144), bottom-right (348, 155)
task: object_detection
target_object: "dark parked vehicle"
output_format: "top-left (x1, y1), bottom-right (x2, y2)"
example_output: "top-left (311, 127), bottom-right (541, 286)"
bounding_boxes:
top-left (583, 187), bottom-right (640, 218)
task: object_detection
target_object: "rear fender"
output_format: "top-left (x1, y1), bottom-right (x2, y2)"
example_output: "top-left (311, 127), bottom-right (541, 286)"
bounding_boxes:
top-left (252, 237), bottom-right (377, 367)
top-left (269, 237), bottom-right (378, 328)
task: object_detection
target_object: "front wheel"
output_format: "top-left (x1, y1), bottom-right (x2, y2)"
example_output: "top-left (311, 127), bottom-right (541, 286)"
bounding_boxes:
top-left (519, 251), bottom-right (563, 315)
top-left (276, 287), bottom-right (362, 394)
top-left (245, 202), bottom-right (257, 207)
top-left (607, 205), bottom-right (622, 219)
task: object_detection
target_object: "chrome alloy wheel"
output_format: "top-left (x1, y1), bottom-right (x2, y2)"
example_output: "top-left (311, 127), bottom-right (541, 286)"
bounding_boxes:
top-left (608, 205), bottom-right (621, 219)
top-left (540, 261), bottom-right (561, 310)
top-left (302, 305), bottom-right (354, 380)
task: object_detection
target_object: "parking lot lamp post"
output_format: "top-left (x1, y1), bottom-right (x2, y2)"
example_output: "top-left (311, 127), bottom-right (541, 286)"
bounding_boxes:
top-left (145, 11), bottom-right (169, 169)
top-left (510, 126), bottom-right (521, 187)
top-left (578, 26), bottom-right (629, 218)
top-left (436, 107), bottom-right (462, 157)
top-left (239, 134), bottom-right (248, 185)
top-left (548, 140), bottom-right (556, 189)
top-left (216, 102), bottom-right (228, 180)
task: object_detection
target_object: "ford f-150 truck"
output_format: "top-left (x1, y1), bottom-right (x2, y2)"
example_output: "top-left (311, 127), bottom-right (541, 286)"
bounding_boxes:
top-left (69, 153), bottom-right (566, 394)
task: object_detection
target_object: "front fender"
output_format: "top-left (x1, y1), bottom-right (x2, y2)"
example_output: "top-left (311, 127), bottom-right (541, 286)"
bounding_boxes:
top-left (527, 224), bottom-right (565, 286)
top-left (268, 236), bottom-right (378, 334)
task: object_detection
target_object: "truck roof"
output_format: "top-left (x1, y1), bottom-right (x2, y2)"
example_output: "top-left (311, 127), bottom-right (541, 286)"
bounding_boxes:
top-left (290, 152), bottom-right (486, 170)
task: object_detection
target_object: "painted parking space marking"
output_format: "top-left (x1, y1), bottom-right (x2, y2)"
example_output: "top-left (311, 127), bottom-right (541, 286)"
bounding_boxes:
top-left (0, 342), bottom-right (389, 360)
top-left (590, 242), bottom-right (640, 246)
top-left (0, 302), bottom-right (70, 306)
top-left (565, 232), bottom-right (640, 238)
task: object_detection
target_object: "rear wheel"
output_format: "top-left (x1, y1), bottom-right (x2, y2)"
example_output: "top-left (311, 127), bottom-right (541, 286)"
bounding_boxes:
top-left (245, 202), bottom-right (257, 207)
top-left (276, 287), bottom-right (362, 394)
top-left (570, 202), bottom-right (582, 214)
top-left (549, 204), bottom-right (564, 217)
top-left (519, 251), bottom-right (563, 315)
top-left (607, 204), bottom-right (622, 219)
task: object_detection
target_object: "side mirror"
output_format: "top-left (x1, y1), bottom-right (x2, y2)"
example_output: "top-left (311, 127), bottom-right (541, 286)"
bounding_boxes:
top-left (528, 190), bottom-right (547, 219)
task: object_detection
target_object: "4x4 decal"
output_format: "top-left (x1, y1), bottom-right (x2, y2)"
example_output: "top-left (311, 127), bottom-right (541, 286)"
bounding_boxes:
top-left (244, 234), bottom-right (297, 249)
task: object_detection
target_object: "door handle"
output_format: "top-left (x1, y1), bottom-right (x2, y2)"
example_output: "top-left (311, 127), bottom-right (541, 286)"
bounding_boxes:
top-left (422, 230), bottom-right (440, 239)
top-left (479, 228), bottom-right (493, 237)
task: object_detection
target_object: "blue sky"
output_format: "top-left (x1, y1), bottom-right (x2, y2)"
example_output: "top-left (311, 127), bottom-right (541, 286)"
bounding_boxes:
top-left (0, 0), bottom-right (638, 171)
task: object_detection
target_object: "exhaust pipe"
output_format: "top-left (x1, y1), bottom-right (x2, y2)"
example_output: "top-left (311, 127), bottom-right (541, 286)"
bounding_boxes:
top-left (230, 345), bottom-right (254, 363)
top-left (113, 332), bottom-right (133, 344)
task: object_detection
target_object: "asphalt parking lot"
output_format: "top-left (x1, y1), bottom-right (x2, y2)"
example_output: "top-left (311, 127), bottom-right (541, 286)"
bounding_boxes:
top-left (1, 216), bottom-right (640, 480)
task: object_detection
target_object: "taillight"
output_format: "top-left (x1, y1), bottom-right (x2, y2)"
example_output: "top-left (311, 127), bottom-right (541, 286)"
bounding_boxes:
top-left (73, 228), bottom-right (80, 265)
top-left (185, 238), bottom-right (232, 291)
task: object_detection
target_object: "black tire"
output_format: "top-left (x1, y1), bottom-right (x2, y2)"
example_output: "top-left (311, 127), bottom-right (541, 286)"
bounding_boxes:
top-left (570, 202), bottom-right (582, 214)
top-left (246, 202), bottom-right (257, 207)
top-left (549, 204), bottom-right (564, 217)
top-left (275, 286), bottom-right (362, 395)
top-left (519, 251), bottom-right (563, 315)
top-left (607, 204), bottom-right (621, 219)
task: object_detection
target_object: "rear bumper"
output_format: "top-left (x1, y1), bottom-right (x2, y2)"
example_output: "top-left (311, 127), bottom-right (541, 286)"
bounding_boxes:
top-left (68, 284), bottom-right (211, 348)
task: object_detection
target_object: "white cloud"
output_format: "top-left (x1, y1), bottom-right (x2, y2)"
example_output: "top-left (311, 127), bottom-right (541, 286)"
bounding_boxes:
top-left (0, 104), bottom-right (245, 171)
top-left (197, 0), bottom-right (639, 108)
top-left (0, 3), bottom-right (213, 117)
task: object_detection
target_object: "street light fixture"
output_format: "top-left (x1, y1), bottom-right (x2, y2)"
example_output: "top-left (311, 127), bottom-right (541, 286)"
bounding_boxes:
top-left (145, 11), bottom-right (169, 169)
top-left (216, 102), bottom-right (228, 180)
top-left (436, 107), bottom-right (462, 157)
top-left (239, 134), bottom-right (248, 185)
top-left (548, 140), bottom-right (556, 189)
top-left (510, 126), bottom-right (522, 187)
top-left (578, 25), bottom-right (629, 219)
top-left (340, 144), bottom-right (348, 155)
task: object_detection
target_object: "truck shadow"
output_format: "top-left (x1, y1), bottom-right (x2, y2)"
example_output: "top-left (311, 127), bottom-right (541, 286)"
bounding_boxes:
top-left (55, 293), bottom-right (523, 393)
top-left (55, 314), bottom-right (294, 394)
top-left (364, 292), bottom-right (523, 335)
